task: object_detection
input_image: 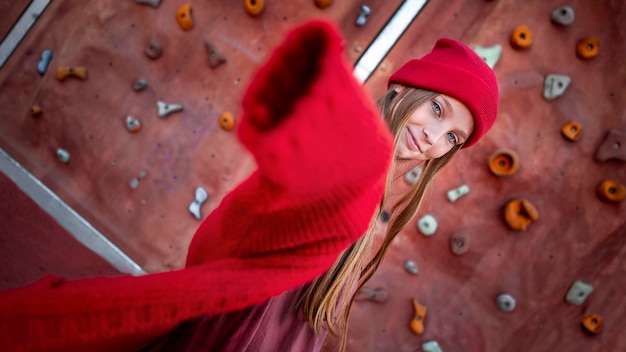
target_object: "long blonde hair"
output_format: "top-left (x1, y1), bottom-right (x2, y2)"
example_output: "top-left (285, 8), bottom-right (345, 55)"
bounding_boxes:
top-left (302, 86), bottom-right (463, 350)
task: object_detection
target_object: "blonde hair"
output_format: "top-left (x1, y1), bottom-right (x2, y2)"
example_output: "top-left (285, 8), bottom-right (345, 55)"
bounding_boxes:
top-left (302, 86), bottom-right (463, 350)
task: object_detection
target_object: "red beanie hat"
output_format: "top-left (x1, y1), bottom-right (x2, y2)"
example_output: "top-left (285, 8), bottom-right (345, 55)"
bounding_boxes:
top-left (388, 38), bottom-right (499, 148)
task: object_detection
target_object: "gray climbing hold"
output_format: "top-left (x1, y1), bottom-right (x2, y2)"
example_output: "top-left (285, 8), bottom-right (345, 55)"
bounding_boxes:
top-left (355, 5), bottom-right (371, 27)
top-left (135, 0), bottom-right (161, 8)
top-left (565, 280), bottom-right (593, 306)
top-left (496, 293), bottom-right (516, 312)
top-left (422, 341), bottom-right (443, 352)
top-left (56, 148), bottom-right (70, 163)
top-left (543, 74), bottom-right (571, 101)
top-left (447, 184), bottom-right (470, 203)
top-left (133, 79), bottom-right (148, 92)
top-left (417, 214), bottom-right (437, 236)
top-left (37, 49), bottom-right (53, 75)
top-left (551, 6), bottom-right (575, 26)
top-left (189, 186), bottom-right (208, 220)
top-left (405, 165), bottom-right (422, 185)
top-left (404, 260), bottom-right (418, 275)
top-left (125, 115), bottom-right (142, 132)
top-left (473, 45), bottom-right (502, 69)
top-left (157, 100), bottom-right (183, 118)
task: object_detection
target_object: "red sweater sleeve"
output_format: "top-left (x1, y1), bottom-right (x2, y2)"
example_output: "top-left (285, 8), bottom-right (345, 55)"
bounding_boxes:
top-left (0, 19), bottom-right (393, 352)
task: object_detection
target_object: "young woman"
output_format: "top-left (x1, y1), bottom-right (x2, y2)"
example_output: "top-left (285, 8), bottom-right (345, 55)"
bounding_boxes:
top-left (0, 19), bottom-right (497, 352)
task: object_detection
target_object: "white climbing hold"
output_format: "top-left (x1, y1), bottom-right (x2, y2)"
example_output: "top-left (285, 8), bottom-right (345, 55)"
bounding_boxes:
top-left (551, 6), bottom-right (575, 26)
top-left (417, 214), bottom-right (438, 236)
top-left (447, 184), bottom-right (470, 203)
top-left (496, 293), bottom-right (516, 312)
top-left (543, 74), bottom-right (571, 101)
top-left (565, 280), bottom-right (594, 306)
top-left (355, 5), bottom-right (371, 27)
top-left (189, 186), bottom-right (208, 220)
top-left (473, 44), bottom-right (502, 69)
top-left (157, 100), bottom-right (183, 118)
top-left (405, 166), bottom-right (422, 185)
top-left (129, 170), bottom-right (148, 190)
top-left (56, 148), bottom-right (70, 163)
top-left (422, 340), bottom-right (443, 352)
top-left (125, 115), bottom-right (142, 132)
top-left (404, 260), bottom-right (418, 275)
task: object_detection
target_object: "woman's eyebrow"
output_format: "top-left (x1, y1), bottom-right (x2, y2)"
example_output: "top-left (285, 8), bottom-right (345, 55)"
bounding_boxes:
top-left (440, 96), bottom-right (455, 115)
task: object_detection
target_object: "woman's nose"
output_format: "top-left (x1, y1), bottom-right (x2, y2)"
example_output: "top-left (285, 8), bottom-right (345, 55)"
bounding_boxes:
top-left (424, 126), bottom-right (445, 145)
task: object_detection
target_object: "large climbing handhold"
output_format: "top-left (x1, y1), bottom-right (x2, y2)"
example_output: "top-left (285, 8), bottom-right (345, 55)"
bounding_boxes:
top-left (56, 148), bottom-right (71, 163)
top-left (37, 49), bottom-right (53, 75)
top-left (219, 111), bottom-right (236, 131)
top-left (205, 40), bottom-right (227, 69)
top-left (157, 100), bottom-right (183, 118)
top-left (510, 25), bottom-right (533, 50)
top-left (56, 66), bottom-right (87, 81)
top-left (473, 44), bottom-right (502, 69)
top-left (176, 4), bottom-right (194, 31)
top-left (543, 74), bottom-right (571, 100)
top-left (488, 148), bottom-right (519, 177)
top-left (565, 280), bottom-right (593, 306)
top-left (561, 121), bottom-right (583, 142)
top-left (29, 104), bottom-right (43, 117)
top-left (404, 165), bottom-right (422, 185)
top-left (551, 5), bottom-right (575, 26)
top-left (581, 313), bottom-right (603, 335)
top-left (409, 299), bottom-right (427, 336)
top-left (596, 180), bottom-right (626, 203)
top-left (355, 5), bottom-right (371, 27)
top-left (504, 198), bottom-right (539, 232)
top-left (125, 115), bottom-right (142, 133)
top-left (422, 341), bottom-right (443, 352)
top-left (189, 186), bottom-right (209, 220)
top-left (417, 214), bottom-right (438, 236)
top-left (496, 293), bottom-right (516, 313)
top-left (576, 37), bottom-right (600, 60)
top-left (244, 0), bottom-right (265, 16)
top-left (595, 129), bottom-right (626, 162)
top-left (133, 78), bottom-right (148, 92)
top-left (447, 184), bottom-right (470, 202)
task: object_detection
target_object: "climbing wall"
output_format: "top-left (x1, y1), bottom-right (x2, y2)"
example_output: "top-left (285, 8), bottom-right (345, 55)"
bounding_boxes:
top-left (342, 0), bottom-right (626, 351)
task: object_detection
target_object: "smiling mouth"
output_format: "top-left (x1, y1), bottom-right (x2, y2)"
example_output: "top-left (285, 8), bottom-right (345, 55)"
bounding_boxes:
top-left (406, 129), bottom-right (421, 153)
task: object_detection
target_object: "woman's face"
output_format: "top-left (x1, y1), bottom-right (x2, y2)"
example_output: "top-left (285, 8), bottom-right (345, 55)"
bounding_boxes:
top-left (396, 93), bottom-right (474, 160)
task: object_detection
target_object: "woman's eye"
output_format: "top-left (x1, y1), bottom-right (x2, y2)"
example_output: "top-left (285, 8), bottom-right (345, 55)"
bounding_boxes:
top-left (432, 101), bottom-right (442, 116)
top-left (447, 132), bottom-right (458, 144)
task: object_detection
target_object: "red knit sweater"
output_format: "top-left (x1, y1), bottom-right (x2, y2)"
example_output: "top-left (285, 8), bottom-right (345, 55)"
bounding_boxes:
top-left (0, 20), bottom-right (393, 352)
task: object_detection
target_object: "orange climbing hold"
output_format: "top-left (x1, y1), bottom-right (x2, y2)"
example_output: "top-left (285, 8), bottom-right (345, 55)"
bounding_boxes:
top-left (56, 66), bottom-right (87, 81)
top-left (409, 299), bottom-right (427, 336)
top-left (219, 112), bottom-right (236, 131)
top-left (314, 0), bottom-right (333, 8)
top-left (561, 121), bottom-right (583, 142)
top-left (28, 104), bottom-right (42, 117)
top-left (176, 4), bottom-right (193, 31)
top-left (510, 25), bottom-right (533, 50)
top-left (244, 0), bottom-right (265, 16)
top-left (596, 180), bottom-right (626, 203)
top-left (504, 199), bottom-right (539, 232)
top-left (576, 37), bottom-right (600, 60)
top-left (581, 313), bottom-right (603, 334)
top-left (488, 149), bottom-right (519, 177)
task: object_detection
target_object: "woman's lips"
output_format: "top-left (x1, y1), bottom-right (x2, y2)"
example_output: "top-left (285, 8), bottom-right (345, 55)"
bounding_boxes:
top-left (406, 129), bottom-right (421, 153)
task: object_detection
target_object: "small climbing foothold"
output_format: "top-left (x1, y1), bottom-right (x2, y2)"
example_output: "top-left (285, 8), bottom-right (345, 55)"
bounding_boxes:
top-left (422, 341), bottom-right (443, 352)
top-left (145, 40), bottom-right (163, 60)
top-left (409, 299), bottom-right (427, 335)
top-left (510, 25), bottom-right (533, 50)
top-left (543, 74), bottom-right (571, 101)
top-left (504, 198), bottom-right (539, 232)
top-left (405, 165), bottom-right (422, 185)
top-left (595, 129), bottom-right (626, 162)
top-left (496, 293), bottom-right (516, 313)
top-left (189, 186), bottom-right (209, 220)
top-left (244, 0), bottom-right (265, 16)
top-left (135, 0), bottom-right (161, 8)
top-left (404, 260), bottom-right (418, 275)
top-left (354, 286), bottom-right (389, 303)
top-left (56, 148), bottom-right (70, 163)
top-left (125, 115), bottom-right (142, 133)
top-left (576, 37), bottom-right (600, 60)
top-left (205, 40), bottom-right (227, 69)
top-left (551, 6), bottom-right (575, 26)
top-left (449, 231), bottom-right (470, 256)
top-left (447, 184), bottom-right (470, 202)
top-left (37, 49), bottom-right (53, 75)
top-left (157, 100), bottom-right (183, 118)
top-left (29, 104), bottom-right (43, 117)
top-left (133, 79), bottom-right (148, 92)
top-left (355, 5), bottom-right (371, 27)
top-left (596, 180), bottom-right (626, 203)
top-left (561, 121), bottom-right (583, 142)
top-left (314, 0), bottom-right (333, 9)
top-left (565, 280), bottom-right (593, 306)
top-left (219, 111), bottom-right (236, 131)
top-left (581, 313), bottom-right (603, 335)
top-left (417, 214), bottom-right (438, 236)
top-left (488, 149), bottom-right (519, 177)
top-left (56, 66), bottom-right (87, 81)
top-left (473, 44), bottom-right (502, 69)
top-left (176, 4), bottom-right (194, 31)
top-left (129, 170), bottom-right (148, 190)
